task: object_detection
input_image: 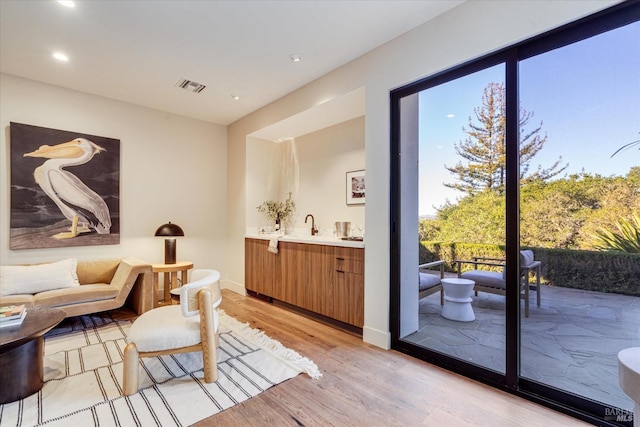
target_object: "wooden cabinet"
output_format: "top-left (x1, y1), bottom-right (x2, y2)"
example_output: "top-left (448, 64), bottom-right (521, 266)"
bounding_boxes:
top-left (245, 238), bottom-right (364, 328)
top-left (279, 242), bottom-right (333, 315)
top-left (332, 247), bottom-right (364, 327)
top-left (245, 238), bottom-right (280, 297)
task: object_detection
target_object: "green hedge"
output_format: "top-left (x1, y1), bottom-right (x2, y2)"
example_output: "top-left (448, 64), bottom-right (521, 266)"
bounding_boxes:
top-left (419, 242), bottom-right (505, 273)
top-left (419, 241), bottom-right (640, 296)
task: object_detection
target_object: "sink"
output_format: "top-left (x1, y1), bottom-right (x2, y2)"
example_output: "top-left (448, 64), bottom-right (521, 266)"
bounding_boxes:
top-left (247, 232), bottom-right (363, 248)
top-left (283, 234), bottom-right (322, 241)
top-left (618, 347), bottom-right (640, 426)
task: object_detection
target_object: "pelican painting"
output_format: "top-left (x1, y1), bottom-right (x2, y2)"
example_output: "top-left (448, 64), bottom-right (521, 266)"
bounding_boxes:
top-left (23, 138), bottom-right (112, 239)
top-left (10, 122), bottom-right (120, 249)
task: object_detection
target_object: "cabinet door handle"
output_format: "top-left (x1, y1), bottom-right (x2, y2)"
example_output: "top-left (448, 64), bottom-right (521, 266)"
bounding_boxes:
top-left (336, 257), bottom-right (345, 261)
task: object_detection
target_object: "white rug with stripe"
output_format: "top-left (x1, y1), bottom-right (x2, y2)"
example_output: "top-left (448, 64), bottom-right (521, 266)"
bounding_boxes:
top-left (0, 310), bottom-right (321, 427)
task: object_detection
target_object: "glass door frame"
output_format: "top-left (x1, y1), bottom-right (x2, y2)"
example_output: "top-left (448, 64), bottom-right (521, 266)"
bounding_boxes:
top-left (389, 2), bottom-right (639, 426)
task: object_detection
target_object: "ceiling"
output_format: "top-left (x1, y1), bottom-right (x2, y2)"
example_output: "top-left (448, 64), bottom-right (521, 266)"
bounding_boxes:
top-left (0, 0), bottom-right (462, 129)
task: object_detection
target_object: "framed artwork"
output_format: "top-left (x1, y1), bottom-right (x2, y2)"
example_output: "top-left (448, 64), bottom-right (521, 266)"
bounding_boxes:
top-left (9, 122), bottom-right (120, 249)
top-left (346, 169), bottom-right (365, 205)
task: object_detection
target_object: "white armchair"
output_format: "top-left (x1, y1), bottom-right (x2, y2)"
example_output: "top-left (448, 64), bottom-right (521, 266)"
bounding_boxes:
top-left (122, 269), bottom-right (222, 395)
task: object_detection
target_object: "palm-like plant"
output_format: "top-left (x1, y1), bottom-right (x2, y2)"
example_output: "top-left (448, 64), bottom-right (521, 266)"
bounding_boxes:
top-left (593, 214), bottom-right (640, 253)
top-left (610, 133), bottom-right (640, 158)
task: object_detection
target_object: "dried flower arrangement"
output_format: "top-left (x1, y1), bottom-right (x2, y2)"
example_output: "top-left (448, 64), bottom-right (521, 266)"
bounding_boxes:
top-left (256, 194), bottom-right (296, 222)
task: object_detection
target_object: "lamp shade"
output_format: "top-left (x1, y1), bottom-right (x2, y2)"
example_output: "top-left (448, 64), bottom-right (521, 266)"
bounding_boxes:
top-left (154, 222), bottom-right (184, 237)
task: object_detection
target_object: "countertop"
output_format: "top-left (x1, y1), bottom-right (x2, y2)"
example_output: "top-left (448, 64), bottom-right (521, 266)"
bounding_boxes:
top-left (245, 233), bottom-right (365, 249)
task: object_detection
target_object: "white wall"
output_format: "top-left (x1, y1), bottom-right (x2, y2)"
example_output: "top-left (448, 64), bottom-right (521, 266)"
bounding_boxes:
top-left (245, 136), bottom-right (278, 230)
top-left (294, 117), bottom-right (365, 234)
top-left (226, 0), bottom-right (619, 349)
top-left (245, 117), bottom-right (365, 235)
top-left (0, 74), bottom-right (229, 280)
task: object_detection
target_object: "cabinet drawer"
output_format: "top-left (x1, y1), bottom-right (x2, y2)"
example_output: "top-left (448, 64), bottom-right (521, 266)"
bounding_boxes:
top-left (334, 247), bottom-right (364, 274)
top-left (334, 257), bottom-right (363, 274)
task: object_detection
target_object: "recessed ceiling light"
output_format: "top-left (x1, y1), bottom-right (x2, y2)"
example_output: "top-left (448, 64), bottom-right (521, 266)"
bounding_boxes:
top-left (231, 94), bottom-right (240, 100)
top-left (289, 54), bottom-right (302, 63)
top-left (57, 1), bottom-right (75, 8)
top-left (53, 52), bottom-right (69, 62)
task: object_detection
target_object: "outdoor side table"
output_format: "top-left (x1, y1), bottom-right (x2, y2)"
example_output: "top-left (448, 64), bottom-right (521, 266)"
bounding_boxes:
top-left (618, 347), bottom-right (640, 427)
top-left (441, 278), bottom-right (476, 322)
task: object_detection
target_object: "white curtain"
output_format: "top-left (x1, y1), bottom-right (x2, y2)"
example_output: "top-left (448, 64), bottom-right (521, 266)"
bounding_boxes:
top-left (268, 137), bottom-right (299, 200)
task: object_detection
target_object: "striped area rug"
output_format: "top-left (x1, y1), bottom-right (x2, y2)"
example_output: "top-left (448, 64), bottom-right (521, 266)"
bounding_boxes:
top-left (0, 310), bottom-right (321, 427)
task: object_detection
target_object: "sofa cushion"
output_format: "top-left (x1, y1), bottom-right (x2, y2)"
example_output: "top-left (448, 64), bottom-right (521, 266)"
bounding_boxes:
top-left (419, 272), bottom-right (441, 291)
top-left (461, 270), bottom-right (505, 289)
top-left (77, 259), bottom-right (120, 285)
top-left (0, 258), bottom-right (80, 296)
top-left (0, 294), bottom-right (34, 308)
top-left (33, 284), bottom-right (119, 307)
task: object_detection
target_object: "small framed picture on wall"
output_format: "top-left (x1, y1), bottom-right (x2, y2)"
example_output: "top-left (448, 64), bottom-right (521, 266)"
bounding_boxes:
top-left (346, 169), bottom-right (365, 205)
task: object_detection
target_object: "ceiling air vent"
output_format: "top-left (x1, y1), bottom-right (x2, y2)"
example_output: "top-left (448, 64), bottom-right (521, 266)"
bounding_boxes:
top-left (176, 78), bottom-right (206, 93)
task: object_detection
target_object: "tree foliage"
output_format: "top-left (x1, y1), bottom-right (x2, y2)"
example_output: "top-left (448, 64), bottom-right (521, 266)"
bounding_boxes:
top-left (444, 82), bottom-right (567, 195)
top-left (422, 170), bottom-right (640, 250)
top-left (435, 190), bottom-right (505, 244)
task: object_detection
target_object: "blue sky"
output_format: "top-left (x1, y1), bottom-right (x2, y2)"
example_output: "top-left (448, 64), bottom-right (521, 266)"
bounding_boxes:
top-left (418, 21), bottom-right (639, 216)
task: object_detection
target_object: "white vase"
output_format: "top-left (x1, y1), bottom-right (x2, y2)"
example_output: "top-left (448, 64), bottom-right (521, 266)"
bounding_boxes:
top-left (284, 217), bottom-right (296, 235)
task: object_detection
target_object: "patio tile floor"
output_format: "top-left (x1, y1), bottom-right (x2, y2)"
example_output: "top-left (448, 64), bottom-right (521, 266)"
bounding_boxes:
top-left (405, 284), bottom-right (640, 411)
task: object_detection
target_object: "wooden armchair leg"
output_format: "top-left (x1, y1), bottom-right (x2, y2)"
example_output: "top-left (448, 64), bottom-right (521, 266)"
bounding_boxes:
top-left (123, 342), bottom-right (140, 396)
top-left (199, 289), bottom-right (218, 383)
top-left (202, 335), bottom-right (218, 383)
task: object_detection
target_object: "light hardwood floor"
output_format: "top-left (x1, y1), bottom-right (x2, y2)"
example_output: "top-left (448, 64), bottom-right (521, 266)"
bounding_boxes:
top-left (193, 289), bottom-right (589, 426)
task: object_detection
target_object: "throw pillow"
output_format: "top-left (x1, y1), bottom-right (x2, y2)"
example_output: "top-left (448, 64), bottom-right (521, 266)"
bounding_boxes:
top-left (520, 250), bottom-right (535, 267)
top-left (0, 258), bottom-right (80, 296)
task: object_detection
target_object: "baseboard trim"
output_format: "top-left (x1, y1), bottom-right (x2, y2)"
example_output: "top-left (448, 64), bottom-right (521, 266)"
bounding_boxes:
top-left (363, 326), bottom-right (390, 350)
top-left (220, 280), bottom-right (246, 296)
top-left (223, 282), bottom-right (390, 350)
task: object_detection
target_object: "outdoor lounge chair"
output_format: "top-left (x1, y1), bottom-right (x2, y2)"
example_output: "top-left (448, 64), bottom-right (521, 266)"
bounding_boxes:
top-left (455, 250), bottom-right (541, 317)
top-left (419, 260), bottom-right (445, 305)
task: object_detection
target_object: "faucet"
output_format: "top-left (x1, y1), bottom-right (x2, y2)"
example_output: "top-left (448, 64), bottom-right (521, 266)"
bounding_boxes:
top-left (305, 214), bottom-right (318, 236)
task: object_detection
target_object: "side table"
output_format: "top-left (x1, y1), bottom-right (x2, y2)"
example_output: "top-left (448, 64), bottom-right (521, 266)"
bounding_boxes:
top-left (441, 278), bottom-right (476, 322)
top-left (0, 307), bottom-right (65, 404)
top-left (618, 347), bottom-right (640, 427)
top-left (152, 261), bottom-right (194, 306)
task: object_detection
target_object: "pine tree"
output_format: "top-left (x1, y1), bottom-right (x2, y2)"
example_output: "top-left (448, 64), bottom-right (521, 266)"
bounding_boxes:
top-left (445, 82), bottom-right (567, 195)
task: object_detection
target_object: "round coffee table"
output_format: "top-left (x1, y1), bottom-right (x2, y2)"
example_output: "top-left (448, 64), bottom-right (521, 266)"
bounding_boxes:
top-left (0, 307), bottom-right (65, 404)
top-left (440, 278), bottom-right (476, 322)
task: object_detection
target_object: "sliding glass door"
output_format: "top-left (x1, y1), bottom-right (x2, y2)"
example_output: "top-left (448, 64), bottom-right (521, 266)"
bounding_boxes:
top-left (399, 64), bottom-right (508, 374)
top-left (518, 19), bottom-right (640, 413)
top-left (390, 3), bottom-right (639, 426)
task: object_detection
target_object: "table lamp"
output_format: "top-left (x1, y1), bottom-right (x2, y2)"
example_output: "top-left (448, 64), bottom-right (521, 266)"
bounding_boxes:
top-left (154, 221), bottom-right (184, 264)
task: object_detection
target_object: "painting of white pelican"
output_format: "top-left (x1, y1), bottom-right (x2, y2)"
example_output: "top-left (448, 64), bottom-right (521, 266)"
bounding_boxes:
top-left (10, 122), bottom-right (120, 249)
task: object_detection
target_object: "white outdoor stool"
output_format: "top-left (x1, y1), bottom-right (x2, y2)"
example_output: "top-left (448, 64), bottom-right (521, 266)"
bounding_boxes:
top-left (618, 347), bottom-right (640, 427)
top-left (441, 278), bottom-right (476, 322)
